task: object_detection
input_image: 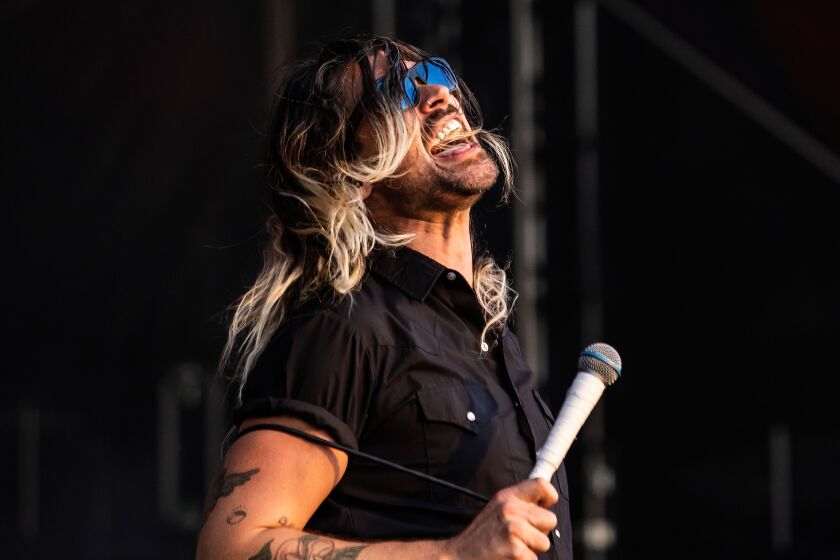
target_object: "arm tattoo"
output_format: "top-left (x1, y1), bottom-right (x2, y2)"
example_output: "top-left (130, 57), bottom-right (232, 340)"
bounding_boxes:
top-left (226, 507), bottom-right (247, 525)
top-left (202, 467), bottom-right (260, 523)
top-left (278, 535), bottom-right (367, 559)
top-left (249, 539), bottom-right (273, 560)
top-left (250, 535), bottom-right (367, 560)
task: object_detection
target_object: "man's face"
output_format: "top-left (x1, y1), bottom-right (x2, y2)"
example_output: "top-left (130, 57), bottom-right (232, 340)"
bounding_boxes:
top-left (358, 52), bottom-right (500, 216)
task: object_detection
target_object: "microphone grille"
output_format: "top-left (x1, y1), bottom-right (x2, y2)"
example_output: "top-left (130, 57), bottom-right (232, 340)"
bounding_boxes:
top-left (578, 343), bottom-right (622, 386)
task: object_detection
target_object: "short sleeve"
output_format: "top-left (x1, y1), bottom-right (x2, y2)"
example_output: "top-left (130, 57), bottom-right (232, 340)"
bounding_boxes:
top-left (233, 310), bottom-right (374, 450)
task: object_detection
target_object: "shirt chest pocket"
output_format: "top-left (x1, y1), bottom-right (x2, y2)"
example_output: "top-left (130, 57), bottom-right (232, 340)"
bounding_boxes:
top-left (415, 384), bottom-right (501, 503)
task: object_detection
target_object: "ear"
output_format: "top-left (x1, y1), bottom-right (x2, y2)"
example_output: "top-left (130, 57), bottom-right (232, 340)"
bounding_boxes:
top-left (358, 182), bottom-right (373, 200)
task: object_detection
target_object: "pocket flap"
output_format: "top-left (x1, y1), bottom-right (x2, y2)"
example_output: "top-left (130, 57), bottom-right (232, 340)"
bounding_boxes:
top-left (416, 385), bottom-right (496, 434)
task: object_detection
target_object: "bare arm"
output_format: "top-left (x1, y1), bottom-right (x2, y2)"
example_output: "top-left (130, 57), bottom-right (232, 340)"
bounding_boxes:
top-left (196, 416), bottom-right (558, 560)
top-left (196, 415), bottom-right (447, 559)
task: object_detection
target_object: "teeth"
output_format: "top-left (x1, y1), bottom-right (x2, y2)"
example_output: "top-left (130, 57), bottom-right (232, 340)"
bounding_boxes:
top-left (434, 119), bottom-right (464, 143)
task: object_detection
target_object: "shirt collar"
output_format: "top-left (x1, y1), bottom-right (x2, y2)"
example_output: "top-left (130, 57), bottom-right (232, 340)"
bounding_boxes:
top-left (370, 247), bottom-right (447, 301)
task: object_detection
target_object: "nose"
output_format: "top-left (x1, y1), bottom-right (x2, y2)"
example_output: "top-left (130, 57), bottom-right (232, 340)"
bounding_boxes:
top-left (415, 83), bottom-right (455, 114)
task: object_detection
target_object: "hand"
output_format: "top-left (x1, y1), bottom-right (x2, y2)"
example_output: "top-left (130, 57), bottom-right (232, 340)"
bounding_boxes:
top-left (442, 478), bottom-right (559, 560)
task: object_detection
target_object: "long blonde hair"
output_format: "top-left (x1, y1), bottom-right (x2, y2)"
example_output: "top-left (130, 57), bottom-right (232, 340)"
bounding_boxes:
top-left (223, 36), bottom-right (517, 401)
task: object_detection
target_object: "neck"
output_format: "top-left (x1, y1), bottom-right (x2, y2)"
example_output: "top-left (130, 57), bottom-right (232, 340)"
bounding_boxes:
top-left (377, 210), bottom-right (474, 285)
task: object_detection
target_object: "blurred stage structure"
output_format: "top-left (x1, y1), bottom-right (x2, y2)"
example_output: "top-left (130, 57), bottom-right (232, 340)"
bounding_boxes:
top-left (5, 1), bottom-right (840, 558)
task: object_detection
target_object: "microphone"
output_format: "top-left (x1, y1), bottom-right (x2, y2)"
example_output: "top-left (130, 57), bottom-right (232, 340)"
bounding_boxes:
top-left (529, 343), bottom-right (622, 481)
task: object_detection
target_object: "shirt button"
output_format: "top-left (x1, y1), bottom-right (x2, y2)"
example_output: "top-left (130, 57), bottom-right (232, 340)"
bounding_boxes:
top-left (480, 341), bottom-right (489, 352)
top-left (466, 411), bottom-right (476, 422)
top-left (446, 271), bottom-right (457, 281)
top-left (554, 529), bottom-right (561, 538)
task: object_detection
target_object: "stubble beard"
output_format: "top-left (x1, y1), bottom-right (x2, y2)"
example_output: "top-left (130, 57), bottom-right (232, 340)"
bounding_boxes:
top-left (390, 144), bottom-right (501, 214)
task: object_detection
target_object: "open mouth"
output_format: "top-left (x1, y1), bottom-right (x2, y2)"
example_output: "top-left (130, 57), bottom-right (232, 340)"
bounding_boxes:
top-left (434, 143), bottom-right (476, 158)
top-left (429, 118), bottom-right (476, 157)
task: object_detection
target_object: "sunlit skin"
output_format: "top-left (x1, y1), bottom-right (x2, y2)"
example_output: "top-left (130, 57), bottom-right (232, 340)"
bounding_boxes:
top-left (356, 52), bottom-right (500, 286)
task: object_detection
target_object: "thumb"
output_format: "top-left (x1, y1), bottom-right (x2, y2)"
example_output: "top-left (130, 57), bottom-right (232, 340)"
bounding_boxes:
top-left (511, 477), bottom-right (559, 507)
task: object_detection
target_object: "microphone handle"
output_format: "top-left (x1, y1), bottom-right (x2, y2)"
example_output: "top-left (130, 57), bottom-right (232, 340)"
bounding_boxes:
top-left (529, 371), bottom-right (606, 481)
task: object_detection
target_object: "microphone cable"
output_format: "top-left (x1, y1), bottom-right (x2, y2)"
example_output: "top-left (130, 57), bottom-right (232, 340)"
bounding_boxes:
top-left (234, 423), bottom-right (490, 504)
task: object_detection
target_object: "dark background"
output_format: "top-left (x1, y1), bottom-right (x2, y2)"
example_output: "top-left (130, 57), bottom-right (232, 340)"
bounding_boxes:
top-left (4, 0), bottom-right (839, 558)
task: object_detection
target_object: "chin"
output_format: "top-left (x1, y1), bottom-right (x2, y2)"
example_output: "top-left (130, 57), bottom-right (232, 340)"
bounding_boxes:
top-left (382, 147), bottom-right (500, 212)
top-left (444, 152), bottom-right (500, 196)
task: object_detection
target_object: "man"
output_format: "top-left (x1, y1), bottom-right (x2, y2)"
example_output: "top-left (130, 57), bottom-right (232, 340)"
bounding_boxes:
top-left (197, 35), bottom-right (571, 560)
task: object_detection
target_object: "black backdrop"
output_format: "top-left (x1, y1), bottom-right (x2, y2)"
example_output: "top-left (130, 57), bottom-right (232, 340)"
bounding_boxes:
top-left (4, 1), bottom-right (839, 558)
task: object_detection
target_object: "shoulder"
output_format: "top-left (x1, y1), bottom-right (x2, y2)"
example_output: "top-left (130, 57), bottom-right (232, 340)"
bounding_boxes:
top-left (242, 291), bottom-right (381, 405)
top-left (262, 302), bottom-right (367, 359)
top-left (255, 271), bottom-right (393, 350)
top-left (318, 270), bottom-right (413, 345)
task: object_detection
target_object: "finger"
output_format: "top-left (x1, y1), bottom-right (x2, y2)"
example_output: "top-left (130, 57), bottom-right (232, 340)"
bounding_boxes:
top-left (510, 539), bottom-right (538, 560)
top-left (523, 502), bottom-right (558, 534)
top-left (511, 519), bottom-right (552, 554)
top-left (510, 478), bottom-right (558, 506)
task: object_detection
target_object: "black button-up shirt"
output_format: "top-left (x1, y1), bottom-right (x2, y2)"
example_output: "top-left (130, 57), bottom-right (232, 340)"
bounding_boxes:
top-left (235, 247), bottom-right (572, 559)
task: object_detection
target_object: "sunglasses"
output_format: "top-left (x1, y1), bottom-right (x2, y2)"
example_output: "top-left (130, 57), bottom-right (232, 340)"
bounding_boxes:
top-left (376, 57), bottom-right (458, 111)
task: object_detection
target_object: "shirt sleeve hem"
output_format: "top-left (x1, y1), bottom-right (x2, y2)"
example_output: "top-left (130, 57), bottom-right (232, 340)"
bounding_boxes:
top-left (233, 397), bottom-right (359, 451)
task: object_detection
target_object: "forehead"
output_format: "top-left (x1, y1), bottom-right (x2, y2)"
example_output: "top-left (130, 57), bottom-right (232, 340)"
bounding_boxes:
top-left (368, 50), bottom-right (416, 81)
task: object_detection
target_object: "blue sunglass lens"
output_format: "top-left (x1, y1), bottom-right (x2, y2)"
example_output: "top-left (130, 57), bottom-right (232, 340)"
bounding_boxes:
top-left (378, 58), bottom-right (457, 111)
top-left (400, 75), bottom-right (417, 110)
top-left (418, 60), bottom-right (457, 91)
